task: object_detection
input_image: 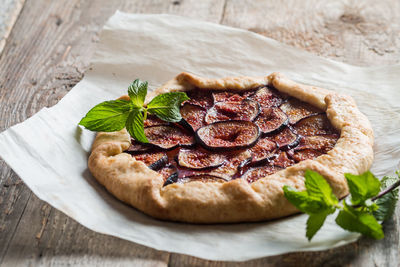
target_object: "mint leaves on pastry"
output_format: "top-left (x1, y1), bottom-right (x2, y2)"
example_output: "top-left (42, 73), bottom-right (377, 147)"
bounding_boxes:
top-left (79, 79), bottom-right (189, 143)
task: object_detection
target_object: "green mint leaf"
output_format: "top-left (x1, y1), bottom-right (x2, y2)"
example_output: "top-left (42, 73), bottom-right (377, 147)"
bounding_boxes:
top-left (128, 79), bottom-right (148, 108)
top-left (147, 92), bottom-right (189, 122)
top-left (283, 186), bottom-right (327, 214)
top-left (304, 170), bottom-right (338, 206)
top-left (364, 199), bottom-right (379, 213)
top-left (79, 100), bottom-right (132, 132)
top-left (373, 175), bottom-right (399, 222)
top-left (125, 109), bottom-right (148, 143)
top-left (345, 171), bottom-right (380, 205)
top-left (306, 211), bottom-right (329, 241)
top-left (336, 203), bottom-right (384, 239)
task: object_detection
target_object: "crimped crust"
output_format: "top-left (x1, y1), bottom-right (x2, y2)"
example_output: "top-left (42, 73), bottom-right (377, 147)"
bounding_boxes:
top-left (88, 72), bottom-right (374, 223)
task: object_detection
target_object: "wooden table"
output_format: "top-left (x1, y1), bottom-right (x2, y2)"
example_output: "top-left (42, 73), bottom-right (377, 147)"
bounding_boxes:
top-left (1, 0), bottom-right (399, 266)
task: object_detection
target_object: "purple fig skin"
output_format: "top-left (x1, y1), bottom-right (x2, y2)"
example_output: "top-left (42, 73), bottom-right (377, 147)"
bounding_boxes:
top-left (144, 125), bottom-right (195, 150)
top-left (293, 114), bottom-right (337, 136)
top-left (205, 99), bottom-right (260, 124)
top-left (195, 120), bottom-right (261, 151)
top-left (177, 148), bottom-right (226, 170)
top-left (272, 127), bottom-right (301, 151)
top-left (254, 107), bottom-right (288, 134)
top-left (179, 103), bottom-right (207, 132)
top-left (148, 155), bottom-right (169, 171)
top-left (279, 98), bottom-right (322, 124)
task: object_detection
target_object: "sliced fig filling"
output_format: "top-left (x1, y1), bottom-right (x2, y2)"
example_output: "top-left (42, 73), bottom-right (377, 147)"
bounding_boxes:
top-left (254, 107), bottom-right (288, 134)
top-left (205, 99), bottom-right (260, 124)
top-left (144, 115), bottom-right (168, 127)
top-left (295, 134), bottom-right (339, 152)
top-left (207, 150), bottom-right (252, 180)
top-left (249, 87), bottom-right (283, 108)
top-left (249, 137), bottom-right (277, 163)
top-left (133, 152), bottom-right (168, 170)
top-left (212, 91), bottom-right (245, 103)
top-left (272, 127), bottom-right (300, 150)
top-left (242, 165), bottom-right (283, 183)
top-left (124, 85), bottom-right (339, 186)
top-left (180, 103), bottom-right (207, 131)
top-left (293, 114), bottom-right (336, 136)
top-left (185, 90), bottom-right (213, 108)
top-left (161, 164), bottom-right (178, 183)
top-left (144, 125), bottom-right (195, 150)
top-left (280, 98), bottom-right (322, 124)
top-left (126, 139), bottom-right (152, 153)
top-left (290, 149), bottom-right (324, 162)
top-left (273, 151), bottom-right (295, 168)
top-left (178, 148), bottom-right (226, 170)
top-left (196, 121), bottom-right (260, 151)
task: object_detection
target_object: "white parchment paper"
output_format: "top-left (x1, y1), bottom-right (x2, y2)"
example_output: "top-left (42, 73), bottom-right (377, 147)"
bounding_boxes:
top-left (1, 11), bottom-right (400, 261)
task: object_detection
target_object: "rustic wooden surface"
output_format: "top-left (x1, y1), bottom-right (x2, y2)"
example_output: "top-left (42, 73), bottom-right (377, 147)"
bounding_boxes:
top-left (0, 0), bottom-right (25, 54)
top-left (0, 0), bottom-right (399, 266)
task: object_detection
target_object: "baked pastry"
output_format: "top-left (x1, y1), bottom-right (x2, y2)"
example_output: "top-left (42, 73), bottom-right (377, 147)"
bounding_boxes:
top-left (88, 72), bottom-right (374, 223)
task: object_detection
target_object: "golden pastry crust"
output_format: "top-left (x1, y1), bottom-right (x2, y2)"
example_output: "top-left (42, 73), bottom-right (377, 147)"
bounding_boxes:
top-left (88, 72), bottom-right (374, 223)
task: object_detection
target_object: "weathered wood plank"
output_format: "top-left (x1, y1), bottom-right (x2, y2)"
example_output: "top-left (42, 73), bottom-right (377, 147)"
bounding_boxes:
top-left (220, 0), bottom-right (400, 67)
top-left (1, 195), bottom-right (170, 267)
top-left (0, 0), bottom-right (25, 56)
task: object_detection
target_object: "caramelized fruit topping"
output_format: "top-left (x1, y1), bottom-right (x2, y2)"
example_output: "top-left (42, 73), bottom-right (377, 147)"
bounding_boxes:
top-left (180, 103), bottom-right (207, 131)
top-left (205, 99), bottom-right (260, 124)
top-left (254, 107), bottom-right (288, 134)
top-left (144, 125), bottom-right (194, 150)
top-left (196, 121), bottom-right (260, 151)
top-left (125, 85), bottom-right (339, 185)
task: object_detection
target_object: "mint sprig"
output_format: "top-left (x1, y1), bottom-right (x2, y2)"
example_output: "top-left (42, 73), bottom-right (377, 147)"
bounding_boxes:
top-left (283, 170), bottom-right (400, 241)
top-left (79, 79), bottom-right (189, 143)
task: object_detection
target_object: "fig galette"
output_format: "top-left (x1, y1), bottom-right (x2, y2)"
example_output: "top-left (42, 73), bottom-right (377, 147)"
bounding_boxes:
top-left (88, 72), bottom-right (374, 223)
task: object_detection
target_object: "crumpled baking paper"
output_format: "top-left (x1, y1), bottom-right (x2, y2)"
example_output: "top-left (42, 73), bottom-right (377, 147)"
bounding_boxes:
top-left (1, 11), bottom-right (400, 261)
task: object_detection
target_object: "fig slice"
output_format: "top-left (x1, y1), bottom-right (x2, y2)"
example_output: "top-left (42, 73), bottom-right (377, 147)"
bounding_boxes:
top-left (208, 149), bottom-right (252, 179)
top-left (144, 125), bottom-right (195, 150)
top-left (178, 148), bottom-right (226, 170)
top-left (273, 151), bottom-right (295, 168)
top-left (242, 165), bottom-right (283, 183)
top-left (295, 134), bottom-right (339, 152)
top-left (143, 115), bottom-right (169, 127)
top-left (196, 121), bottom-right (260, 151)
top-left (161, 164), bottom-right (178, 185)
top-left (290, 149), bottom-right (324, 162)
top-left (280, 98), bottom-right (322, 124)
top-left (293, 114), bottom-right (337, 136)
top-left (254, 107), bottom-right (288, 134)
top-left (249, 86), bottom-right (283, 108)
top-left (212, 92), bottom-right (245, 103)
top-left (125, 139), bottom-right (152, 153)
top-left (133, 151), bottom-right (168, 171)
top-left (249, 137), bottom-right (277, 164)
top-left (178, 174), bottom-right (227, 184)
top-left (205, 99), bottom-right (260, 124)
top-left (184, 90), bottom-right (213, 108)
top-left (180, 103), bottom-right (207, 131)
top-left (272, 127), bottom-right (300, 150)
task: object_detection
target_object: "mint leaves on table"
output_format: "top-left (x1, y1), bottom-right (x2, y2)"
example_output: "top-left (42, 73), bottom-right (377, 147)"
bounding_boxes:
top-left (283, 170), bottom-right (400, 241)
top-left (79, 79), bottom-right (189, 143)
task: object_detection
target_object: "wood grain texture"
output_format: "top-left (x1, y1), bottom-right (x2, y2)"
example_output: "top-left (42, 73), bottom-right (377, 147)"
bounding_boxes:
top-left (0, 0), bottom-right (25, 55)
top-left (0, 0), bottom-right (399, 266)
